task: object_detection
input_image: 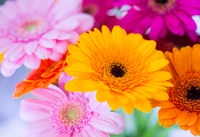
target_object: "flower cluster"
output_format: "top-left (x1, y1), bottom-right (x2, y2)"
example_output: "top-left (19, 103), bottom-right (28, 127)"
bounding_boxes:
top-left (1, 0), bottom-right (200, 136)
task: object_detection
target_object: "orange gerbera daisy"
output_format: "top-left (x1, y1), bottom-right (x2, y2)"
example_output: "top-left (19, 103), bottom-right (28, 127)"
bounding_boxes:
top-left (13, 57), bottom-right (67, 98)
top-left (158, 44), bottom-right (200, 136)
top-left (65, 25), bottom-right (173, 114)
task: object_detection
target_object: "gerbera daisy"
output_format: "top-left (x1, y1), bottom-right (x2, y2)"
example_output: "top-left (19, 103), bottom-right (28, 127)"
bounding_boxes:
top-left (13, 55), bottom-right (67, 98)
top-left (20, 76), bottom-right (125, 137)
top-left (158, 44), bottom-right (200, 136)
top-left (0, 0), bottom-right (94, 77)
top-left (65, 25), bottom-right (173, 114)
top-left (119, 0), bottom-right (200, 41)
top-left (82, 0), bottom-right (120, 29)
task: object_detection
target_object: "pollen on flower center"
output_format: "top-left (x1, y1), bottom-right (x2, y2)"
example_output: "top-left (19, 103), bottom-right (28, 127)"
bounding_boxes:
top-left (186, 86), bottom-right (200, 100)
top-left (110, 63), bottom-right (126, 78)
top-left (169, 71), bottom-right (200, 113)
top-left (51, 97), bottom-right (92, 134)
top-left (148, 0), bottom-right (177, 14)
top-left (11, 16), bottom-right (48, 42)
top-left (66, 109), bottom-right (77, 120)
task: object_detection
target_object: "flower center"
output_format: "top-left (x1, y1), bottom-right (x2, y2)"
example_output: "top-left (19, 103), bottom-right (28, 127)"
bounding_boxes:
top-left (155, 0), bottom-right (168, 4)
top-left (169, 72), bottom-right (200, 113)
top-left (10, 16), bottom-right (48, 42)
top-left (186, 86), bottom-right (200, 100)
top-left (110, 63), bottom-right (126, 78)
top-left (83, 4), bottom-right (99, 16)
top-left (51, 96), bottom-right (92, 134)
top-left (66, 109), bottom-right (77, 120)
top-left (148, 0), bottom-right (177, 14)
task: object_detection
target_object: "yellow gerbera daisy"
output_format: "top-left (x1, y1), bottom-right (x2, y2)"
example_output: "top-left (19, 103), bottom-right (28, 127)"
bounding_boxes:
top-left (158, 44), bottom-right (200, 136)
top-left (65, 25), bottom-right (173, 114)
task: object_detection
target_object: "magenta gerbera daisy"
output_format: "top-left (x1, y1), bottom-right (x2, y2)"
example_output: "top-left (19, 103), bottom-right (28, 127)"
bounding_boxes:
top-left (0, 0), bottom-right (94, 77)
top-left (19, 74), bottom-right (125, 137)
top-left (119, 0), bottom-right (200, 41)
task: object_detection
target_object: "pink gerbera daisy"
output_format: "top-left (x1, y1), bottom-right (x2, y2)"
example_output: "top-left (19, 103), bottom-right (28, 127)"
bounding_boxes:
top-left (0, 0), bottom-right (94, 77)
top-left (20, 74), bottom-right (125, 137)
top-left (119, 0), bottom-right (200, 41)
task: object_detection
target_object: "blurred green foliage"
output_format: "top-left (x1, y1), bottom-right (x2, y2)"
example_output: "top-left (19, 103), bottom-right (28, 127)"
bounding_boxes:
top-left (110, 109), bottom-right (177, 137)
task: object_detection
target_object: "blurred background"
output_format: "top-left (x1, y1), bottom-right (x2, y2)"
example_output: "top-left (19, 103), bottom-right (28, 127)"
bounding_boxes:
top-left (0, 0), bottom-right (198, 137)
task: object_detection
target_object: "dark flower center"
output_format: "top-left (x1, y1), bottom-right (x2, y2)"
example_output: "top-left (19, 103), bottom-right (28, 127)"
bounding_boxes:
top-left (186, 86), bottom-right (200, 100)
top-left (155, 0), bottom-right (168, 4)
top-left (110, 63), bottom-right (126, 78)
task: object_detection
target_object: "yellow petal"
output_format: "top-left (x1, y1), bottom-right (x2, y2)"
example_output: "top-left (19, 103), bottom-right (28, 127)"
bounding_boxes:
top-left (67, 45), bottom-right (91, 65)
top-left (65, 78), bottom-right (99, 92)
top-left (152, 90), bottom-right (169, 101)
top-left (121, 104), bottom-right (134, 114)
top-left (148, 59), bottom-right (168, 72)
top-left (96, 90), bottom-right (107, 102)
top-left (65, 63), bottom-right (95, 74)
top-left (149, 71), bottom-right (172, 81)
top-left (134, 100), bottom-right (152, 113)
top-left (107, 99), bottom-right (121, 110)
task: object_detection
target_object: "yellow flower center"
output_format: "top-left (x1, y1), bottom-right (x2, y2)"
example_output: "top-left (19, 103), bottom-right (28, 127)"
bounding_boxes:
top-left (169, 71), bottom-right (200, 113)
top-left (66, 109), bottom-right (77, 120)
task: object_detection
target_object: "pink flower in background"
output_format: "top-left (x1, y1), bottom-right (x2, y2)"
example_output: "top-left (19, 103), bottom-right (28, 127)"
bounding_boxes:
top-left (0, 0), bottom-right (94, 77)
top-left (82, 0), bottom-right (120, 29)
top-left (119, 0), bottom-right (200, 41)
top-left (20, 74), bottom-right (125, 137)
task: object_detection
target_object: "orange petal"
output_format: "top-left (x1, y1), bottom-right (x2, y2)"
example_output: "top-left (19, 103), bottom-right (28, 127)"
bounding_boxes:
top-left (163, 119), bottom-right (175, 128)
top-left (158, 108), bottom-right (180, 119)
top-left (180, 125), bottom-right (189, 130)
top-left (189, 125), bottom-right (200, 136)
top-left (175, 111), bottom-right (188, 124)
top-left (107, 99), bottom-right (121, 110)
top-left (158, 101), bottom-right (175, 108)
top-left (179, 113), bottom-right (192, 125)
top-left (188, 113), bottom-right (198, 126)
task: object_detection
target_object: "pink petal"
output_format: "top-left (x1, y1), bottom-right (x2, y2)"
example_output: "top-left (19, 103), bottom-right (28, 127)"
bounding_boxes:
top-left (0, 37), bottom-right (12, 53)
top-left (39, 39), bottom-right (56, 48)
top-left (31, 85), bottom-right (66, 102)
top-left (85, 129), bottom-right (109, 137)
top-left (24, 41), bottom-right (38, 55)
top-left (1, 58), bottom-right (22, 69)
top-left (0, 66), bottom-right (15, 77)
top-left (53, 41), bottom-right (68, 54)
top-left (58, 73), bottom-right (72, 91)
top-left (20, 99), bottom-right (50, 122)
top-left (67, 31), bottom-right (79, 44)
top-left (57, 133), bottom-right (70, 137)
top-left (8, 45), bottom-right (25, 61)
top-left (34, 46), bottom-right (51, 59)
top-left (175, 11), bottom-right (197, 31)
top-left (4, 43), bottom-right (21, 58)
top-left (49, 51), bottom-right (63, 61)
top-left (23, 55), bottom-right (41, 69)
top-left (42, 30), bottom-right (60, 39)
top-left (22, 120), bottom-right (52, 137)
top-left (90, 115), bottom-right (124, 133)
top-left (55, 19), bottom-right (79, 32)
top-left (70, 14), bottom-right (94, 33)
top-left (165, 13), bottom-right (184, 35)
top-left (99, 112), bottom-right (125, 134)
top-left (50, 0), bottom-right (82, 21)
top-left (57, 32), bottom-right (71, 40)
top-left (0, 1), bottom-right (17, 19)
top-left (149, 15), bottom-right (165, 40)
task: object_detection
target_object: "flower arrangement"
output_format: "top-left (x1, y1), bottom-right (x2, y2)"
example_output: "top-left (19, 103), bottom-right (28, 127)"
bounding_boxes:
top-left (1, 0), bottom-right (200, 136)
